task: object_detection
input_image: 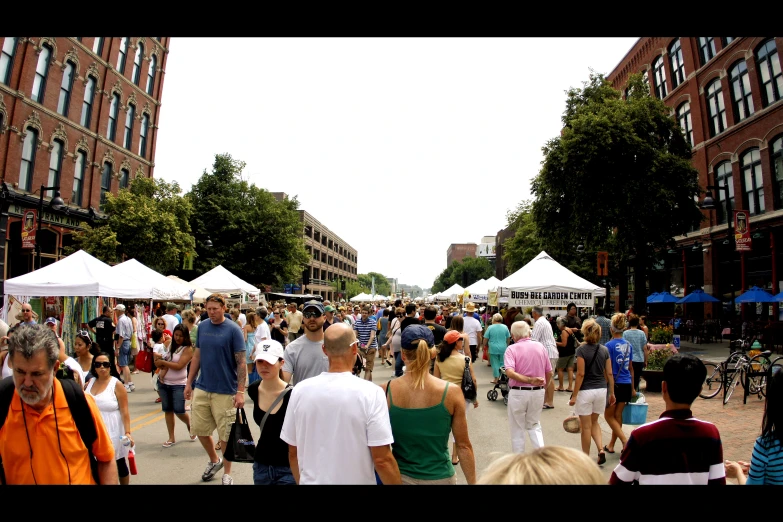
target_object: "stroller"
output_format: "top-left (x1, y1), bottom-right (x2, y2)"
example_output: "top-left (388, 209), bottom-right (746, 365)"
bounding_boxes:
top-left (487, 366), bottom-right (510, 405)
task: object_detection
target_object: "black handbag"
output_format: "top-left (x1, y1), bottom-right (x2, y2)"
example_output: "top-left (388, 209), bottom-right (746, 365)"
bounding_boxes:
top-left (224, 408), bottom-right (255, 463)
top-left (461, 356), bottom-right (477, 401)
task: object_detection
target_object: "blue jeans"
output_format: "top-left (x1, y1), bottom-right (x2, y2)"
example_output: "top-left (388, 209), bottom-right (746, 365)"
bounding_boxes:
top-left (158, 382), bottom-right (186, 414)
top-left (253, 462), bottom-right (296, 485)
top-left (117, 340), bottom-right (131, 367)
top-left (394, 351), bottom-right (403, 377)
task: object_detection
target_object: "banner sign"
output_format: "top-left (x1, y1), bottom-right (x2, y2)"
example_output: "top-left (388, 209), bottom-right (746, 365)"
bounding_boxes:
top-left (734, 210), bottom-right (752, 252)
top-left (469, 293), bottom-right (488, 302)
top-left (488, 291), bottom-right (498, 307)
top-left (21, 210), bottom-right (37, 249)
top-left (508, 290), bottom-right (595, 308)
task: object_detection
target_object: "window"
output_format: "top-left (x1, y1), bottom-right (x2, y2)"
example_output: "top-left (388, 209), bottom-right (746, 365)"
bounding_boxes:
top-left (756, 39), bottom-right (782, 107)
top-left (123, 104), bottom-right (135, 149)
top-left (117, 37), bottom-right (128, 74)
top-left (677, 102), bottom-right (693, 146)
top-left (714, 162), bottom-right (733, 225)
top-left (81, 76), bottom-right (96, 128)
top-left (698, 37), bottom-right (716, 66)
top-left (119, 168), bottom-right (129, 190)
top-left (722, 37), bottom-right (735, 47)
top-left (729, 60), bottom-right (754, 123)
top-left (107, 93), bottom-right (120, 141)
top-left (146, 54), bottom-right (156, 95)
top-left (668, 39), bottom-right (685, 88)
top-left (19, 129), bottom-right (38, 192)
top-left (31, 44), bottom-right (52, 103)
top-left (705, 79), bottom-right (727, 137)
top-left (48, 139), bottom-right (64, 187)
top-left (100, 163), bottom-right (112, 208)
top-left (1, 37), bottom-right (17, 85)
top-left (132, 42), bottom-right (143, 85)
top-left (57, 61), bottom-right (75, 116)
top-left (72, 150), bottom-right (86, 206)
top-left (92, 37), bottom-right (103, 56)
top-left (652, 56), bottom-right (668, 99)
top-left (139, 113), bottom-right (149, 158)
top-left (770, 135), bottom-right (783, 209)
top-left (741, 148), bottom-right (764, 215)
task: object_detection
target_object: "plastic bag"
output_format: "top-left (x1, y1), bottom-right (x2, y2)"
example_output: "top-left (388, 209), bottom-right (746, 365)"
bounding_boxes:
top-left (631, 392), bottom-right (646, 404)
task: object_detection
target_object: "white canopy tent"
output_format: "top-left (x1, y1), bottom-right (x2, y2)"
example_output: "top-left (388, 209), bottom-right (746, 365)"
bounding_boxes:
top-left (189, 265), bottom-right (260, 298)
top-left (433, 283), bottom-right (465, 302)
top-left (167, 275), bottom-right (211, 303)
top-left (110, 259), bottom-right (193, 301)
top-left (499, 251), bottom-right (605, 308)
top-left (350, 292), bottom-right (372, 302)
top-left (3, 249), bottom-right (154, 299)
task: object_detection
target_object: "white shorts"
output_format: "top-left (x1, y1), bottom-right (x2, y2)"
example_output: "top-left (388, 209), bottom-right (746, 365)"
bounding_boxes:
top-left (574, 388), bottom-right (606, 416)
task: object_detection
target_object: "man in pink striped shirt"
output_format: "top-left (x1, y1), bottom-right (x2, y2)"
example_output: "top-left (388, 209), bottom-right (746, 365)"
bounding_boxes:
top-left (503, 321), bottom-right (553, 454)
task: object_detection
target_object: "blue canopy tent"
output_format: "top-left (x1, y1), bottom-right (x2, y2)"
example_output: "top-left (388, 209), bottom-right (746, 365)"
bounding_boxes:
top-left (647, 292), bottom-right (679, 303)
top-left (676, 289), bottom-right (721, 304)
top-left (735, 286), bottom-right (778, 303)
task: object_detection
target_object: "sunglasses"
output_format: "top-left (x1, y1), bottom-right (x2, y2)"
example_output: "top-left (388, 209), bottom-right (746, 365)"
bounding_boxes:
top-left (22, 308), bottom-right (32, 312)
top-left (303, 311), bottom-right (322, 319)
top-left (78, 329), bottom-right (90, 337)
top-left (94, 361), bottom-right (112, 369)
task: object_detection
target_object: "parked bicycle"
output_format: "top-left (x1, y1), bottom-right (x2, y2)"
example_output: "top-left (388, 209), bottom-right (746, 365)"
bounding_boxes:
top-left (700, 339), bottom-right (778, 404)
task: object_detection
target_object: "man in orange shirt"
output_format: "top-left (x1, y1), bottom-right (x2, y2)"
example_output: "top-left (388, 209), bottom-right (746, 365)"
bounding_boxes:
top-left (0, 324), bottom-right (117, 485)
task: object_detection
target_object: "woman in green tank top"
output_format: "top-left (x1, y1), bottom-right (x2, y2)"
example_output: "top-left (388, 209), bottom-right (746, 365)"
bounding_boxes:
top-left (380, 325), bottom-right (476, 484)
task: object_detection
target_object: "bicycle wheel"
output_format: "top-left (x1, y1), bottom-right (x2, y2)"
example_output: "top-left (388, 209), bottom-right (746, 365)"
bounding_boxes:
top-left (724, 359), bottom-right (745, 405)
top-left (747, 353), bottom-right (772, 397)
top-left (700, 363), bottom-right (723, 399)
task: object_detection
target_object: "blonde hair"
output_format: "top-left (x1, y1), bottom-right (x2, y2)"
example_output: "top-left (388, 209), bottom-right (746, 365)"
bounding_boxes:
top-left (581, 318), bottom-right (601, 344)
top-left (610, 312), bottom-right (627, 333)
top-left (181, 309), bottom-right (196, 325)
top-left (401, 339), bottom-right (431, 390)
top-left (492, 313), bottom-right (503, 324)
top-left (478, 446), bottom-right (605, 485)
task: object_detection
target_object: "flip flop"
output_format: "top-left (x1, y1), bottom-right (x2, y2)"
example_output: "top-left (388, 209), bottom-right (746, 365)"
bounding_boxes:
top-left (451, 459), bottom-right (460, 465)
top-left (565, 389), bottom-right (574, 392)
top-left (543, 404), bottom-right (555, 409)
top-left (603, 445), bottom-right (615, 454)
top-left (556, 388), bottom-right (566, 392)
top-left (162, 440), bottom-right (176, 448)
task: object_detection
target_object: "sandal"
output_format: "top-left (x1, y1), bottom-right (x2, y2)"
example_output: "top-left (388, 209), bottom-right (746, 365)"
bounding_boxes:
top-left (597, 452), bottom-right (606, 465)
top-left (215, 442), bottom-right (222, 451)
top-left (603, 445), bottom-right (615, 454)
top-left (565, 389), bottom-right (573, 392)
top-left (162, 440), bottom-right (176, 448)
top-left (556, 388), bottom-right (565, 392)
top-left (451, 458), bottom-right (460, 465)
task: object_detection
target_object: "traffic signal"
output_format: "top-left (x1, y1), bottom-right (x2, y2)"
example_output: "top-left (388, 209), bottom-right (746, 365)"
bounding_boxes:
top-left (302, 268), bottom-right (310, 286)
top-left (341, 280), bottom-right (346, 291)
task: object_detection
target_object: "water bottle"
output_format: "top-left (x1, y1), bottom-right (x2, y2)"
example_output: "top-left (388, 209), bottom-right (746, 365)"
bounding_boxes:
top-left (120, 435), bottom-right (131, 447)
top-left (128, 446), bottom-right (137, 475)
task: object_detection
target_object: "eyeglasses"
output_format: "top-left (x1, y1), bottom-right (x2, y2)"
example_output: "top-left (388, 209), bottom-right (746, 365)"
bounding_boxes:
top-left (94, 361), bottom-right (112, 369)
top-left (303, 311), bottom-right (322, 319)
top-left (22, 308), bottom-right (32, 312)
top-left (78, 330), bottom-right (90, 337)
top-left (396, 314), bottom-right (403, 318)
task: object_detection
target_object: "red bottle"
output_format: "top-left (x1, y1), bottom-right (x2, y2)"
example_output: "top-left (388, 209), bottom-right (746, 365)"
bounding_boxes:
top-left (128, 448), bottom-right (138, 475)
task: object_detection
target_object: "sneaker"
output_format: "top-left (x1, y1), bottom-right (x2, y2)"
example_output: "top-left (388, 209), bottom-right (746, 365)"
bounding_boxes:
top-left (128, 382), bottom-right (135, 392)
top-left (202, 458), bottom-right (224, 481)
top-left (124, 384), bottom-right (133, 392)
top-left (221, 474), bottom-right (234, 485)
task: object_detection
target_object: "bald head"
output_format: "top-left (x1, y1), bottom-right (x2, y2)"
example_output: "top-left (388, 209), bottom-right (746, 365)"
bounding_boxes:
top-left (323, 322), bottom-right (356, 357)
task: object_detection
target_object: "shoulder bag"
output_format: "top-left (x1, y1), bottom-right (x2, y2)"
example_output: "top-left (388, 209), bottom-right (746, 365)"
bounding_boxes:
top-left (461, 356), bottom-right (477, 402)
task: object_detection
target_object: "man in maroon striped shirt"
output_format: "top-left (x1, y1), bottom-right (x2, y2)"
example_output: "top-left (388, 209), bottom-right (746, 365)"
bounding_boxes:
top-left (610, 354), bottom-right (725, 485)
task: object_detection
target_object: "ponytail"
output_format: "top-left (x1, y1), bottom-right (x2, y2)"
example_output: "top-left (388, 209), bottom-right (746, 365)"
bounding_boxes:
top-left (402, 339), bottom-right (431, 390)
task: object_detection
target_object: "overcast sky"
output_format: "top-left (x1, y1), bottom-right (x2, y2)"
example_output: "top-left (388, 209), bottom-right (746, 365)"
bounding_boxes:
top-left (154, 37), bottom-right (639, 290)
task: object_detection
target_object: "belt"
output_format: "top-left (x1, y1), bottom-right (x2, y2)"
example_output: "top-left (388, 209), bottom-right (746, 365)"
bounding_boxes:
top-left (510, 386), bottom-right (544, 391)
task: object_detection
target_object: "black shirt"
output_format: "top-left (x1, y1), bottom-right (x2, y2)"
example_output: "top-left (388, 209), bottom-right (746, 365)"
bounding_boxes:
top-left (270, 320), bottom-right (288, 345)
top-left (400, 317), bottom-right (419, 332)
top-left (248, 381), bottom-right (292, 466)
top-left (423, 322), bottom-right (447, 345)
top-left (88, 314), bottom-right (115, 344)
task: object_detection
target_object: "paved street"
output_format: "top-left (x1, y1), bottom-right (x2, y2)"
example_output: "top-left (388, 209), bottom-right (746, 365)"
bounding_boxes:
top-left (124, 339), bottom-right (778, 484)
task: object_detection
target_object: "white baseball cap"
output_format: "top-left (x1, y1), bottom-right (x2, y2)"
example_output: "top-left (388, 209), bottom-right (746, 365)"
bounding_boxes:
top-left (254, 339), bottom-right (285, 364)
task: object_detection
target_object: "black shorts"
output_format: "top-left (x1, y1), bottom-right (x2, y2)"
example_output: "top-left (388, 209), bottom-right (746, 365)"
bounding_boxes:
top-left (613, 383), bottom-right (633, 404)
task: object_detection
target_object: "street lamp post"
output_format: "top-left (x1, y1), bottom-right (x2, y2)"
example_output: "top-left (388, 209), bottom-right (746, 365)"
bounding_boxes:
top-left (35, 185), bottom-right (65, 270)
top-left (700, 182), bottom-right (736, 323)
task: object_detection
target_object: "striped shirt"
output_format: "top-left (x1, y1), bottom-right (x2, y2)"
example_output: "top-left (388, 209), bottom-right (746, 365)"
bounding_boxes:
top-left (747, 435), bottom-right (783, 485)
top-left (595, 315), bottom-right (612, 346)
top-left (610, 409), bottom-right (725, 485)
top-left (353, 317), bottom-right (378, 348)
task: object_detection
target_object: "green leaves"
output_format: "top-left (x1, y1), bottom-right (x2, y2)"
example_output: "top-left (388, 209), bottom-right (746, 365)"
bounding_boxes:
top-left (431, 257), bottom-right (493, 293)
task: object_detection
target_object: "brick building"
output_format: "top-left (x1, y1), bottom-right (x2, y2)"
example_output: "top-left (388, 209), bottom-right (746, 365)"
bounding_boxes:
top-left (607, 37), bottom-right (782, 320)
top-left (446, 243), bottom-right (476, 268)
top-left (299, 210), bottom-right (357, 301)
top-left (0, 37), bottom-right (168, 292)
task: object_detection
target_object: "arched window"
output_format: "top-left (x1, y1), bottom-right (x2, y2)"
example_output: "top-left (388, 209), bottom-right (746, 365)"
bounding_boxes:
top-left (81, 76), bottom-right (96, 128)
top-left (741, 148), bottom-right (764, 215)
top-left (698, 37), bottom-right (716, 66)
top-left (677, 102), bottom-right (693, 146)
top-left (132, 42), bottom-right (144, 85)
top-left (729, 60), bottom-right (754, 123)
top-left (92, 37), bottom-right (103, 57)
top-left (668, 39), bottom-right (685, 88)
top-left (72, 150), bottom-right (86, 206)
top-left (123, 104), bottom-right (135, 149)
top-left (146, 54), bottom-right (156, 95)
top-left (769, 135), bottom-right (783, 210)
top-left (139, 113), bottom-right (149, 158)
top-left (117, 37), bottom-right (128, 74)
top-left (107, 93), bottom-right (120, 141)
top-left (48, 139), bottom-right (64, 187)
top-left (1, 37), bottom-right (17, 85)
top-left (755, 39), bottom-right (782, 107)
top-left (714, 161), bottom-right (733, 225)
top-left (57, 61), bottom-right (75, 117)
top-left (652, 56), bottom-right (668, 99)
top-left (19, 129), bottom-right (38, 192)
top-left (705, 79), bottom-right (727, 137)
top-left (32, 44), bottom-right (52, 103)
top-left (119, 168), bottom-right (129, 190)
top-left (100, 162), bottom-right (112, 208)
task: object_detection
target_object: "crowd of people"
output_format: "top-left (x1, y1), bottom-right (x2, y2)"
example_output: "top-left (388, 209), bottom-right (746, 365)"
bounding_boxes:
top-left (0, 295), bottom-right (780, 485)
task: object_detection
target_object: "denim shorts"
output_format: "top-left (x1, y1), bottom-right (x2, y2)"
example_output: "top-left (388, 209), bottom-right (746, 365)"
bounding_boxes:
top-left (252, 462), bottom-right (296, 485)
top-left (158, 382), bottom-right (186, 414)
top-left (117, 340), bottom-right (131, 367)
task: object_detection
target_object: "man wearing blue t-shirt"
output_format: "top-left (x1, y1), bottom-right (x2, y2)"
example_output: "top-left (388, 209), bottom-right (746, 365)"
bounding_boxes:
top-left (185, 293), bottom-right (247, 485)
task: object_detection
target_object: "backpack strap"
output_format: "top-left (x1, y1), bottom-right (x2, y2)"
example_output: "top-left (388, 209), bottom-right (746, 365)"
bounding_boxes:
top-left (58, 379), bottom-right (101, 485)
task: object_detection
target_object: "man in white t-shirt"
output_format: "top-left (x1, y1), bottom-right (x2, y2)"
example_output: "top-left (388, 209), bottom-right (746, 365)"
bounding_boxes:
top-left (253, 308), bottom-right (271, 352)
top-left (163, 303), bottom-right (179, 333)
top-left (280, 321), bottom-right (401, 485)
top-left (462, 302), bottom-right (483, 364)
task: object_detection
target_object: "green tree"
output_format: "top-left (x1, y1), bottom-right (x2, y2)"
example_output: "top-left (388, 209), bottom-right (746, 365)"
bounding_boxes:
top-left (431, 257), bottom-right (494, 293)
top-left (531, 71), bottom-right (702, 313)
top-left (72, 177), bottom-right (195, 273)
top-left (331, 279), bottom-right (368, 301)
top-left (357, 272), bottom-right (391, 296)
top-left (188, 154), bottom-right (309, 288)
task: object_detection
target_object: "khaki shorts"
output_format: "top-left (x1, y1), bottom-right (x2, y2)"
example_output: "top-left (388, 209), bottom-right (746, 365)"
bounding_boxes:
top-left (361, 348), bottom-right (377, 372)
top-left (190, 388), bottom-right (236, 441)
top-left (401, 473), bottom-right (457, 485)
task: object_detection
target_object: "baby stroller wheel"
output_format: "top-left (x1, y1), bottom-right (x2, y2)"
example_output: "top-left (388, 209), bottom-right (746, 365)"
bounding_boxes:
top-left (487, 389), bottom-right (498, 401)
top-left (503, 396), bottom-right (508, 406)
